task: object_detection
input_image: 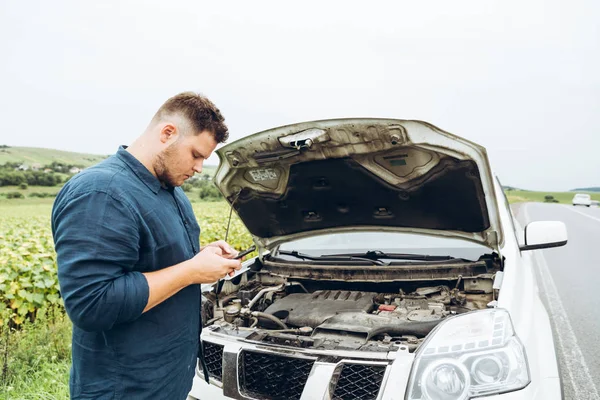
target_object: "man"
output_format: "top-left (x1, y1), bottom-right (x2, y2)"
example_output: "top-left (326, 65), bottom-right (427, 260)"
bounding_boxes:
top-left (51, 92), bottom-right (242, 399)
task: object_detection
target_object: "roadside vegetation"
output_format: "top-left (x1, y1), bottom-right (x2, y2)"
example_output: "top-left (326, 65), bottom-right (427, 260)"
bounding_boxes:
top-left (505, 189), bottom-right (600, 204)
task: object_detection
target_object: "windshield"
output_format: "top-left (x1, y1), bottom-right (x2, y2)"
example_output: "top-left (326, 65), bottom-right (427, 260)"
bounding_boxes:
top-left (278, 232), bottom-right (491, 261)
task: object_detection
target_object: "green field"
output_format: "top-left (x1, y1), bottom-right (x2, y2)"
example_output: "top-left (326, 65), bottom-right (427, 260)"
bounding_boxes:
top-left (0, 185), bottom-right (62, 196)
top-left (0, 182), bottom-right (221, 204)
top-left (0, 198), bottom-right (56, 216)
top-left (0, 147), bottom-right (108, 167)
top-left (505, 189), bottom-right (600, 204)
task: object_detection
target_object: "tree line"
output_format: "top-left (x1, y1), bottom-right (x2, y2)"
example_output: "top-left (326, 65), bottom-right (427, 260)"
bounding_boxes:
top-left (181, 176), bottom-right (223, 201)
top-left (0, 162), bottom-right (75, 187)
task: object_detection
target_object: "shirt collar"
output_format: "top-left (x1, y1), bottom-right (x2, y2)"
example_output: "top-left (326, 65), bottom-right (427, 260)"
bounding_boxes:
top-left (115, 146), bottom-right (162, 194)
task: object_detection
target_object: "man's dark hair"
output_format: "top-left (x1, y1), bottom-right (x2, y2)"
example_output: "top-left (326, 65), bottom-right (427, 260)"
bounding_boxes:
top-left (153, 92), bottom-right (229, 143)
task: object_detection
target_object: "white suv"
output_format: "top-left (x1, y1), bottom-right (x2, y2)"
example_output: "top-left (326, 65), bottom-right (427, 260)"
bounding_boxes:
top-left (572, 193), bottom-right (592, 207)
top-left (189, 119), bottom-right (566, 400)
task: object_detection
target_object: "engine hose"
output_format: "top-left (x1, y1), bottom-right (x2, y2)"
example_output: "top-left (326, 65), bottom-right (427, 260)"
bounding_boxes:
top-left (251, 311), bottom-right (288, 329)
top-left (247, 284), bottom-right (285, 310)
top-left (366, 320), bottom-right (441, 341)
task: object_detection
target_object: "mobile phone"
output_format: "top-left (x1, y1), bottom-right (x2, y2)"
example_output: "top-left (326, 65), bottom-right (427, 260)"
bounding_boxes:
top-left (235, 245), bottom-right (256, 259)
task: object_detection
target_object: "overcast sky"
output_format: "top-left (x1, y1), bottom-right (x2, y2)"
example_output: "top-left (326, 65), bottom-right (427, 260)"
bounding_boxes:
top-left (1, 0), bottom-right (598, 191)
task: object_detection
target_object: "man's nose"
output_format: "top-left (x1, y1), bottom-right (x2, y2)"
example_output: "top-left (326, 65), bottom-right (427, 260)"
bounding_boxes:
top-left (193, 161), bottom-right (203, 174)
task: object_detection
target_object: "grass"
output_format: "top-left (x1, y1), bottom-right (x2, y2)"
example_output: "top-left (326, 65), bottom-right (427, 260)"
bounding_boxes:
top-left (0, 309), bottom-right (71, 400)
top-left (0, 198), bottom-right (56, 215)
top-left (0, 186), bottom-right (62, 196)
top-left (0, 147), bottom-right (107, 168)
top-left (505, 189), bottom-right (600, 204)
top-left (0, 183), bottom-right (219, 209)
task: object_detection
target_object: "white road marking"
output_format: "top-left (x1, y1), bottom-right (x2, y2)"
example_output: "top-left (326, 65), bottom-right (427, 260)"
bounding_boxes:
top-left (562, 205), bottom-right (600, 223)
top-left (523, 204), bottom-right (600, 400)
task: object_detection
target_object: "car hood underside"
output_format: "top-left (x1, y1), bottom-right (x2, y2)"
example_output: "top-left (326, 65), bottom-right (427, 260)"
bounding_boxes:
top-left (213, 119), bottom-right (503, 251)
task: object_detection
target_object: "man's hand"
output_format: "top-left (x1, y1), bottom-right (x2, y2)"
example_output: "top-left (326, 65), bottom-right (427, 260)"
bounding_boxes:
top-left (142, 246), bottom-right (241, 313)
top-left (202, 240), bottom-right (239, 259)
top-left (188, 245), bottom-right (242, 282)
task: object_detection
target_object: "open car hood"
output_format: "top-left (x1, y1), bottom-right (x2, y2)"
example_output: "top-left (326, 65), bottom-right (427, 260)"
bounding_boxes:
top-left (213, 119), bottom-right (503, 254)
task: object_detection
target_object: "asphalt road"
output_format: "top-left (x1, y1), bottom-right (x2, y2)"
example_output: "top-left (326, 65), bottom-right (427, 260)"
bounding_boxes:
top-left (514, 202), bottom-right (600, 400)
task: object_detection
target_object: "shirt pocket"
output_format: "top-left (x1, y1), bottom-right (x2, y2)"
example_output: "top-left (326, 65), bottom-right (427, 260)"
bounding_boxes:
top-left (137, 209), bottom-right (190, 271)
top-left (140, 209), bottom-right (172, 248)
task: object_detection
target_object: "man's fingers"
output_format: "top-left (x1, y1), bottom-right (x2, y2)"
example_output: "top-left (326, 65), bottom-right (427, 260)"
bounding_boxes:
top-left (218, 240), bottom-right (236, 256)
top-left (216, 240), bottom-right (233, 251)
top-left (221, 251), bottom-right (238, 260)
top-left (224, 265), bottom-right (240, 278)
top-left (223, 248), bottom-right (238, 259)
top-left (203, 245), bottom-right (223, 254)
top-left (207, 240), bottom-right (239, 259)
top-left (225, 259), bottom-right (242, 271)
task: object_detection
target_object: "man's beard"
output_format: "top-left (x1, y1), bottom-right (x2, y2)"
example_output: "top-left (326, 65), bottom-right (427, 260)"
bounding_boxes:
top-left (153, 144), bottom-right (180, 188)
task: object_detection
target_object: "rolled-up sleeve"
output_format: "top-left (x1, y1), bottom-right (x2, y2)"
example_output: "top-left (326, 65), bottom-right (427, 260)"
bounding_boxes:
top-left (53, 190), bottom-right (149, 332)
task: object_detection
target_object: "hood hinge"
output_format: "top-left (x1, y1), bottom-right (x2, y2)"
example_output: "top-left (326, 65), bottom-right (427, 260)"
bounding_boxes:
top-left (487, 230), bottom-right (503, 266)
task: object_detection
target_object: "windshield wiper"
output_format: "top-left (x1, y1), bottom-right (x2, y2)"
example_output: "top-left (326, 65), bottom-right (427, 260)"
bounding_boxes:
top-left (325, 250), bottom-right (459, 262)
top-left (274, 250), bottom-right (389, 266)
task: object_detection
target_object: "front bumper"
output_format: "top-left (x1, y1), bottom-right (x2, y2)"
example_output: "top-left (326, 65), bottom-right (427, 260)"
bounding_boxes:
top-left (187, 337), bottom-right (561, 400)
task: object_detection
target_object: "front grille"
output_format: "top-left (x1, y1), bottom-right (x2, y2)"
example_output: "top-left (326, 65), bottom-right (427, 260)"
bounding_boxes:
top-left (202, 341), bottom-right (224, 381)
top-left (239, 350), bottom-right (314, 400)
top-left (332, 363), bottom-right (387, 400)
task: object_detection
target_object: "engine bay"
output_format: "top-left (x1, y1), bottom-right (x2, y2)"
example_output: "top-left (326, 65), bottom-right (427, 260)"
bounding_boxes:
top-left (202, 254), bottom-right (502, 353)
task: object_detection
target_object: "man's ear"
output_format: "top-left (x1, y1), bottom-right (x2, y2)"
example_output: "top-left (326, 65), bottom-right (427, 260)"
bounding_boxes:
top-left (159, 123), bottom-right (178, 144)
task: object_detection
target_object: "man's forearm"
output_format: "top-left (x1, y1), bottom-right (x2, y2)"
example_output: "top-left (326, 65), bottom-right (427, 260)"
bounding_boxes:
top-left (142, 260), bottom-right (195, 313)
top-left (141, 246), bottom-right (241, 313)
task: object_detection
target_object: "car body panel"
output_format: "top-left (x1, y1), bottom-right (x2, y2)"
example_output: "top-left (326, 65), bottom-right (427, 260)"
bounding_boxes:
top-left (213, 119), bottom-right (505, 252)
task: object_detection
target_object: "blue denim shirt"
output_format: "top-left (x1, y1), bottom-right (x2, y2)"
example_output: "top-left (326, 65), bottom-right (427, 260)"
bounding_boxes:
top-left (52, 146), bottom-right (201, 399)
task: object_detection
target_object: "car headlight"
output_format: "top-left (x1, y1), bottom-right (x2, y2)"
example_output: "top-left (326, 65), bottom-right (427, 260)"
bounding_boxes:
top-left (406, 308), bottom-right (530, 400)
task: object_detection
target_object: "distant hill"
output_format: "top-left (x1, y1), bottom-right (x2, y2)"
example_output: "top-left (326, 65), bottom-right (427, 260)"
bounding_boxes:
top-left (0, 146), bottom-right (108, 168)
top-left (503, 185), bottom-right (600, 194)
top-left (0, 145), bottom-right (219, 178)
top-left (502, 185), bottom-right (523, 191)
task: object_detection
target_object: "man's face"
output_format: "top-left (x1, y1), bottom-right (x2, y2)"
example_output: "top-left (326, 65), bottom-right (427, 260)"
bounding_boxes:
top-left (153, 130), bottom-right (218, 187)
